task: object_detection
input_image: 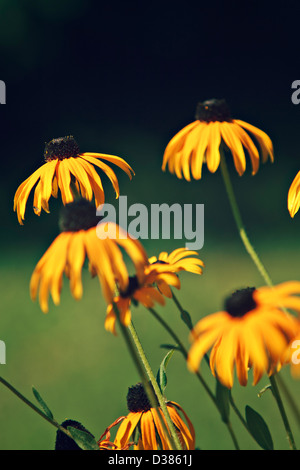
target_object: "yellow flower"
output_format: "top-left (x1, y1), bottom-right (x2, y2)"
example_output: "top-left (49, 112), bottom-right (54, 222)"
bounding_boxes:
top-left (113, 383), bottom-right (195, 450)
top-left (148, 247), bottom-right (204, 297)
top-left (14, 135), bottom-right (134, 224)
top-left (105, 263), bottom-right (180, 335)
top-left (162, 99), bottom-right (274, 180)
top-left (187, 282), bottom-right (300, 388)
top-left (30, 199), bottom-right (148, 313)
top-left (287, 170), bottom-right (300, 218)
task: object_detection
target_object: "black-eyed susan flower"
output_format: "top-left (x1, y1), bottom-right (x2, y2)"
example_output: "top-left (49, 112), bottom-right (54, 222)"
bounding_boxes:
top-left (162, 99), bottom-right (274, 180)
top-left (113, 383), bottom-right (195, 450)
top-left (148, 247), bottom-right (204, 298)
top-left (287, 171), bottom-right (300, 218)
top-left (14, 135), bottom-right (134, 224)
top-left (30, 199), bottom-right (148, 313)
top-left (105, 263), bottom-right (180, 335)
top-left (187, 282), bottom-right (300, 389)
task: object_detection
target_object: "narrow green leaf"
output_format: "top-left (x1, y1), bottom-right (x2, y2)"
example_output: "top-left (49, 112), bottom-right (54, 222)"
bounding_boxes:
top-left (32, 386), bottom-right (54, 420)
top-left (67, 426), bottom-right (100, 450)
top-left (215, 380), bottom-right (230, 423)
top-left (156, 349), bottom-right (174, 395)
top-left (180, 310), bottom-right (194, 331)
top-left (245, 405), bottom-right (274, 450)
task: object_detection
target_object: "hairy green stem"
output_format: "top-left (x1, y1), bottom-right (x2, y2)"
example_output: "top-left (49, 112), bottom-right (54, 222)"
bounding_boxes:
top-left (128, 321), bottom-right (183, 450)
top-left (219, 151), bottom-right (273, 287)
top-left (112, 303), bottom-right (181, 450)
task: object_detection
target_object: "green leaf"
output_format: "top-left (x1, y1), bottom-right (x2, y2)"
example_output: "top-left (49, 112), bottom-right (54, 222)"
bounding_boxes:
top-left (32, 386), bottom-right (54, 420)
top-left (215, 380), bottom-right (230, 423)
top-left (156, 349), bottom-right (174, 395)
top-left (67, 426), bottom-right (100, 450)
top-left (245, 405), bottom-right (274, 450)
top-left (180, 310), bottom-right (194, 331)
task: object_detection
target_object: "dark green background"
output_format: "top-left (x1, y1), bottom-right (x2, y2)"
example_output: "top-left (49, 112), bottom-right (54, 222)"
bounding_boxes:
top-left (0, 0), bottom-right (300, 450)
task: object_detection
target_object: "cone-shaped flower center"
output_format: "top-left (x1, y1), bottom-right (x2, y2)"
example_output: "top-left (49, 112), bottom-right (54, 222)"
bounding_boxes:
top-left (44, 135), bottom-right (80, 162)
top-left (127, 383), bottom-right (152, 413)
top-left (225, 287), bottom-right (257, 318)
top-left (55, 419), bottom-right (94, 450)
top-left (195, 99), bottom-right (231, 123)
top-left (59, 199), bottom-right (102, 232)
top-left (120, 276), bottom-right (140, 298)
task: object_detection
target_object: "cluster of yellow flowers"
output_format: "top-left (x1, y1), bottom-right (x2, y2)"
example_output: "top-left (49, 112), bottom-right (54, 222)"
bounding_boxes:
top-left (13, 99), bottom-right (300, 450)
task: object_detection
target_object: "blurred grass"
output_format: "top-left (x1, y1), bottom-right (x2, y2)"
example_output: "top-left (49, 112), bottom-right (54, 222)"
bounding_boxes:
top-left (1, 232), bottom-right (300, 450)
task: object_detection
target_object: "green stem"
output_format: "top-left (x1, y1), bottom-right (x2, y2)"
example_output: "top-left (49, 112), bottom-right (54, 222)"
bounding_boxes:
top-left (128, 321), bottom-right (183, 451)
top-left (269, 374), bottom-right (297, 450)
top-left (219, 151), bottom-right (273, 287)
top-left (147, 306), bottom-right (240, 450)
top-left (112, 303), bottom-right (180, 450)
top-left (276, 374), bottom-right (300, 427)
top-left (0, 376), bottom-right (72, 439)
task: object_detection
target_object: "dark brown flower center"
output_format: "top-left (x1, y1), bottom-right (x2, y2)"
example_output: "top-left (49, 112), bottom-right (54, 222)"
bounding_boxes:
top-left (195, 99), bottom-right (232, 123)
top-left (44, 135), bottom-right (80, 162)
top-left (127, 383), bottom-right (152, 413)
top-left (225, 287), bottom-right (257, 318)
top-left (120, 276), bottom-right (140, 298)
top-left (55, 419), bottom-right (94, 450)
top-left (59, 199), bottom-right (102, 232)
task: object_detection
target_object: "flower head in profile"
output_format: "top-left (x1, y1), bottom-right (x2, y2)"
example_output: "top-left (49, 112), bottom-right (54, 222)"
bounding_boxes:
top-left (162, 99), bottom-right (274, 180)
top-left (30, 199), bottom-right (148, 313)
top-left (187, 282), bottom-right (300, 388)
top-left (113, 383), bottom-right (195, 450)
top-left (105, 263), bottom-right (180, 335)
top-left (54, 418), bottom-right (130, 450)
top-left (148, 247), bottom-right (204, 298)
top-left (287, 170), bottom-right (300, 218)
top-left (14, 135), bottom-right (134, 224)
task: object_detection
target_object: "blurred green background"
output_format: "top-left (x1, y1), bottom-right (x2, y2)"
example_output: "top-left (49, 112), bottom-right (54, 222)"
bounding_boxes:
top-left (1, 0), bottom-right (300, 450)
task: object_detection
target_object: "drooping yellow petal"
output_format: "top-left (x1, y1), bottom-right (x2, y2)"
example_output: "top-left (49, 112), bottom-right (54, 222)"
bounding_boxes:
top-left (66, 231), bottom-right (86, 300)
top-left (150, 408), bottom-right (172, 450)
top-left (235, 119), bottom-right (274, 163)
top-left (114, 412), bottom-right (142, 449)
top-left (231, 122), bottom-right (260, 175)
top-left (187, 326), bottom-right (224, 372)
top-left (14, 165), bottom-right (45, 224)
top-left (140, 411), bottom-right (158, 450)
top-left (81, 152), bottom-right (134, 179)
top-left (40, 159), bottom-right (58, 210)
top-left (56, 160), bottom-right (73, 204)
top-left (80, 154), bottom-right (120, 198)
top-left (220, 122), bottom-right (246, 176)
top-left (162, 121), bottom-right (199, 171)
top-left (190, 124), bottom-right (210, 179)
top-left (206, 122), bottom-right (221, 173)
top-left (167, 404), bottom-right (195, 450)
top-left (66, 157), bottom-right (93, 201)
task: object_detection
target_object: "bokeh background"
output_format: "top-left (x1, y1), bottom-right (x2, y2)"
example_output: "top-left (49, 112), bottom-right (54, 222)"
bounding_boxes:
top-left (1, 0), bottom-right (300, 450)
